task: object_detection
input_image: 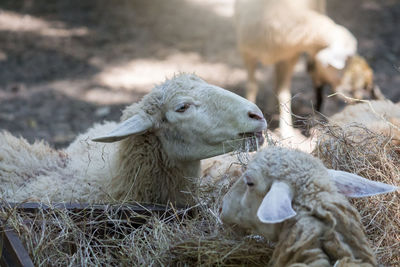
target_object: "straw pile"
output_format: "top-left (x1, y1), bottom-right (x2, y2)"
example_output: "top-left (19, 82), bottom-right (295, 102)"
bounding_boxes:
top-left (313, 122), bottom-right (400, 266)
top-left (0, 175), bottom-right (273, 266)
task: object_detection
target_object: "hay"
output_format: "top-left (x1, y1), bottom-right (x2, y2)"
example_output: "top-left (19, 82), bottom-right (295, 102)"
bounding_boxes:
top-left (313, 122), bottom-right (400, 266)
top-left (0, 176), bottom-right (273, 266)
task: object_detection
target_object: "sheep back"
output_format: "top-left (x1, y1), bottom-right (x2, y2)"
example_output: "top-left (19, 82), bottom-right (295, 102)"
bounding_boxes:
top-left (270, 190), bottom-right (376, 267)
top-left (0, 131), bottom-right (68, 200)
top-left (235, 0), bottom-right (338, 65)
top-left (328, 100), bottom-right (400, 142)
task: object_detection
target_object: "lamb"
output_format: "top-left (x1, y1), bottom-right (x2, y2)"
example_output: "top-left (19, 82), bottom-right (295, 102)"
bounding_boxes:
top-left (235, 0), bottom-right (383, 137)
top-left (220, 146), bottom-right (398, 266)
top-left (0, 73), bottom-right (267, 206)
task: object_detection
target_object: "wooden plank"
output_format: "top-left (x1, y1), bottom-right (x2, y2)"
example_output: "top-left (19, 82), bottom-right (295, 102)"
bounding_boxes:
top-left (0, 226), bottom-right (34, 267)
top-left (3, 202), bottom-right (174, 214)
top-left (2, 202), bottom-right (192, 223)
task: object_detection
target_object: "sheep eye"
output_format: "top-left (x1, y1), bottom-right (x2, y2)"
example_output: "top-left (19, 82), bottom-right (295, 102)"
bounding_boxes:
top-left (175, 103), bottom-right (191, 113)
top-left (244, 175), bottom-right (254, 186)
top-left (247, 181), bottom-right (255, 187)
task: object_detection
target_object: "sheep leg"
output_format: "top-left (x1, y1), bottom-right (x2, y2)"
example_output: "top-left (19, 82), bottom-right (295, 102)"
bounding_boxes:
top-left (275, 56), bottom-right (299, 138)
top-left (243, 55), bottom-right (258, 103)
top-left (314, 85), bottom-right (324, 112)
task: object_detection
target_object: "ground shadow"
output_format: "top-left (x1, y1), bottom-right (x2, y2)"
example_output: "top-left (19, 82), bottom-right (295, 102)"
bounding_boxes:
top-left (0, 89), bottom-right (125, 148)
top-left (0, 0), bottom-right (399, 145)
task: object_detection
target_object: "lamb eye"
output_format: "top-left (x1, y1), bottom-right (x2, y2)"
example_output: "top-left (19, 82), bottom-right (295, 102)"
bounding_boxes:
top-left (245, 175), bottom-right (254, 186)
top-left (175, 103), bottom-right (190, 113)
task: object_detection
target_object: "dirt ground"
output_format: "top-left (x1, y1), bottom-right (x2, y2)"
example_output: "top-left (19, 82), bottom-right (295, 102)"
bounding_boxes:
top-left (0, 0), bottom-right (399, 148)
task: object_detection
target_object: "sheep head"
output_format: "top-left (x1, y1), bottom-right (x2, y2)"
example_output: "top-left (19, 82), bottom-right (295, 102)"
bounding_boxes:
top-left (92, 74), bottom-right (267, 161)
top-left (308, 22), bottom-right (385, 103)
top-left (310, 54), bottom-right (384, 101)
top-left (220, 146), bottom-right (398, 241)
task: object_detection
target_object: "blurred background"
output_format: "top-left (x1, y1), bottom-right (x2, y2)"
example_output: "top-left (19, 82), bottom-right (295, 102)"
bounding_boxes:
top-left (0, 0), bottom-right (399, 148)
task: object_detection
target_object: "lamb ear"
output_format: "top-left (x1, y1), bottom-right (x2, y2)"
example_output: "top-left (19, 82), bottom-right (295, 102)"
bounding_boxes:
top-left (257, 181), bottom-right (296, 224)
top-left (92, 114), bottom-right (153, 143)
top-left (328, 169), bottom-right (399, 198)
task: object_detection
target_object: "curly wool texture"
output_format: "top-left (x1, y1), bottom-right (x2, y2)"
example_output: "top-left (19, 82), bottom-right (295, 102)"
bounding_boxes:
top-left (0, 132), bottom-right (69, 200)
top-left (327, 100), bottom-right (400, 144)
top-left (312, 100), bottom-right (400, 266)
top-left (0, 125), bottom-right (196, 205)
top-left (0, 74), bottom-right (266, 205)
top-left (0, 123), bottom-right (118, 203)
top-left (109, 134), bottom-right (198, 205)
top-left (259, 148), bottom-right (376, 266)
top-left (221, 146), bottom-right (377, 266)
top-left (271, 191), bottom-right (376, 266)
top-left (0, 78), bottom-right (195, 204)
top-left (0, 76), bottom-right (196, 204)
top-left (313, 100), bottom-right (400, 175)
top-left (105, 80), bottom-right (201, 205)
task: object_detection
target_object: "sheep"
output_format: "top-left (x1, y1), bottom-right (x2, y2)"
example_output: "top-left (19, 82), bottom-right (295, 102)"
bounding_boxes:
top-left (308, 55), bottom-right (384, 111)
top-left (313, 100), bottom-right (400, 167)
top-left (326, 99), bottom-right (400, 144)
top-left (220, 146), bottom-right (398, 266)
top-left (235, 0), bottom-right (383, 138)
top-left (0, 73), bottom-right (267, 206)
top-left (313, 99), bottom-right (400, 166)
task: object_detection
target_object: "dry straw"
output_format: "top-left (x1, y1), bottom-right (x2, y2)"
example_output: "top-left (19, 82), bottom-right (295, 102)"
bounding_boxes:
top-left (0, 150), bottom-right (273, 266)
top-left (313, 121), bottom-right (400, 266)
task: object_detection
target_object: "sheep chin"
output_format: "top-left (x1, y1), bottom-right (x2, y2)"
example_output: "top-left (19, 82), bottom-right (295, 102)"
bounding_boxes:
top-left (235, 131), bottom-right (265, 152)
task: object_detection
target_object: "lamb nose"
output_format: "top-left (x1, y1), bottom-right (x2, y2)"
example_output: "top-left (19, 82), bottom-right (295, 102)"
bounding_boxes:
top-left (248, 111), bottom-right (264, 121)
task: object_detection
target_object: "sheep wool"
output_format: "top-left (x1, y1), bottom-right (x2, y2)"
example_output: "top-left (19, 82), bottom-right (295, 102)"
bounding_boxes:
top-left (221, 146), bottom-right (397, 266)
top-left (270, 182), bottom-right (376, 266)
top-left (235, 0), bottom-right (380, 137)
top-left (328, 100), bottom-right (400, 143)
top-left (0, 74), bottom-right (267, 206)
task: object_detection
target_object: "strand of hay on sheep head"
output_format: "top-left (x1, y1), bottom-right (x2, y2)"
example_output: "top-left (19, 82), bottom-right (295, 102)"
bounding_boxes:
top-left (313, 122), bottom-right (400, 266)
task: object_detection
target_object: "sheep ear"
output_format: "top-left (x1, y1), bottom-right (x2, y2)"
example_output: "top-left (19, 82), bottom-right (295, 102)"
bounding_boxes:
top-left (92, 115), bottom-right (153, 143)
top-left (316, 42), bottom-right (355, 69)
top-left (328, 169), bottom-right (398, 198)
top-left (257, 181), bottom-right (296, 224)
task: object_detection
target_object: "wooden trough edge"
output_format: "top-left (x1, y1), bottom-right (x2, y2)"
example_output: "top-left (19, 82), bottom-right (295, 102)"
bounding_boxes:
top-left (1, 201), bottom-right (188, 214)
top-left (0, 227), bottom-right (34, 267)
top-left (0, 202), bottom-right (192, 267)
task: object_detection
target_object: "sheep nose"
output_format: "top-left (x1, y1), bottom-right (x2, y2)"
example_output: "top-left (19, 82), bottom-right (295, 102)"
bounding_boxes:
top-left (248, 111), bottom-right (264, 121)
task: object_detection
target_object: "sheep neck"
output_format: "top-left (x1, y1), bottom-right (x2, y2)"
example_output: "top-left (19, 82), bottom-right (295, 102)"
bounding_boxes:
top-left (109, 133), bottom-right (200, 206)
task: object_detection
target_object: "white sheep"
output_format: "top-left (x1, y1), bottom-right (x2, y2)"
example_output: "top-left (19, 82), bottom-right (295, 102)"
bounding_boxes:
top-left (0, 74), bottom-right (267, 206)
top-left (235, 0), bottom-right (382, 137)
top-left (221, 146), bottom-right (397, 266)
top-left (327, 99), bottom-right (400, 144)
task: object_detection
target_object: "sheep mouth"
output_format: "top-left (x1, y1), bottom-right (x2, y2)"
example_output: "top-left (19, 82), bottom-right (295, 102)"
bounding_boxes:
top-left (238, 131), bottom-right (265, 151)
